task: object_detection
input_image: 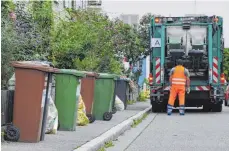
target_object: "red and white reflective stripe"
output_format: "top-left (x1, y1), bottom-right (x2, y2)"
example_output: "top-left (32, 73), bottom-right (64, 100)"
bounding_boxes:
top-left (155, 57), bottom-right (161, 83)
top-left (213, 57), bottom-right (218, 83)
top-left (195, 86), bottom-right (210, 91)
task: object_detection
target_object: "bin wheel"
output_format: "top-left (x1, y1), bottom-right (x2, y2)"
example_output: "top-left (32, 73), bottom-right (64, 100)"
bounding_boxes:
top-left (4, 124), bottom-right (20, 142)
top-left (103, 112), bottom-right (112, 121)
top-left (58, 120), bottom-right (60, 130)
top-left (112, 107), bottom-right (117, 114)
top-left (87, 114), bottom-right (95, 123)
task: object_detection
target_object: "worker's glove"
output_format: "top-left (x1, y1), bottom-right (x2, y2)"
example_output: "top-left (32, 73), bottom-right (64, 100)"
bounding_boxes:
top-left (186, 87), bottom-right (190, 94)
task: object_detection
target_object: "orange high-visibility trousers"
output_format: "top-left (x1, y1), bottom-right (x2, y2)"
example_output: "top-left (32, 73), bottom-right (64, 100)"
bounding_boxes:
top-left (168, 85), bottom-right (185, 106)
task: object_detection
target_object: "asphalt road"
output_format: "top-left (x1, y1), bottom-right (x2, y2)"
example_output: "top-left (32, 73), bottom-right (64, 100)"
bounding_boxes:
top-left (111, 107), bottom-right (229, 151)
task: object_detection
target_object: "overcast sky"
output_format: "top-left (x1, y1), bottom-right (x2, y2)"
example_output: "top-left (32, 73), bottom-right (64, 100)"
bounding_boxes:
top-left (101, 0), bottom-right (229, 47)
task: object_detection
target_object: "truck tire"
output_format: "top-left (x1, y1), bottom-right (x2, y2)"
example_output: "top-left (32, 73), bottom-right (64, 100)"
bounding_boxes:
top-left (151, 102), bottom-right (164, 112)
top-left (224, 100), bottom-right (228, 106)
top-left (152, 104), bottom-right (158, 112)
top-left (212, 104), bottom-right (222, 112)
top-left (203, 105), bottom-right (211, 112)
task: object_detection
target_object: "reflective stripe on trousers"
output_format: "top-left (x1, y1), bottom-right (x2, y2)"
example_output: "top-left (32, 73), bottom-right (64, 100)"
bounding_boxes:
top-left (172, 78), bottom-right (186, 85)
top-left (179, 105), bottom-right (185, 115)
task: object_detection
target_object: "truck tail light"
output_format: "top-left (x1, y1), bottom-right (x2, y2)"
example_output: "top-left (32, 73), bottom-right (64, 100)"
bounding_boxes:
top-left (149, 73), bottom-right (153, 85)
top-left (213, 17), bottom-right (218, 23)
top-left (155, 17), bottom-right (160, 23)
top-left (220, 73), bottom-right (226, 85)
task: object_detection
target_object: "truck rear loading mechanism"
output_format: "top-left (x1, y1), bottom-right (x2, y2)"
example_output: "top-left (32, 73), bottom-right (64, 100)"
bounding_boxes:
top-left (149, 15), bottom-right (225, 112)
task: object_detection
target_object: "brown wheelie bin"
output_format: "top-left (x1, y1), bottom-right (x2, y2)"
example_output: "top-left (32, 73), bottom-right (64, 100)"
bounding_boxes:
top-left (80, 71), bottom-right (99, 123)
top-left (11, 61), bottom-right (56, 143)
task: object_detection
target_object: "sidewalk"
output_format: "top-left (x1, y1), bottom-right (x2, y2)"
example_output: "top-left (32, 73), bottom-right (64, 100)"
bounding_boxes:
top-left (1, 101), bottom-right (151, 151)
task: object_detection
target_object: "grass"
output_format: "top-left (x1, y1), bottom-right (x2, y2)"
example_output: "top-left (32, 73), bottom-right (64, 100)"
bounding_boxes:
top-left (74, 146), bottom-right (80, 149)
top-left (98, 147), bottom-right (105, 151)
top-left (127, 100), bottom-right (136, 105)
top-left (131, 113), bottom-right (148, 128)
top-left (104, 141), bottom-right (114, 148)
top-left (97, 141), bottom-right (114, 151)
top-left (138, 90), bottom-right (150, 102)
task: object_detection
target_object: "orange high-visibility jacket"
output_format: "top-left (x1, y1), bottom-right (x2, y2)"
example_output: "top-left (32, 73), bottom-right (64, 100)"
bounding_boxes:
top-left (171, 65), bottom-right (187, 86)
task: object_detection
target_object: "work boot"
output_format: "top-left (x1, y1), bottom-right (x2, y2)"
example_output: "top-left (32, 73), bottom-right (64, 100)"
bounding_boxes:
top-left (167, 104), bottom-right (173, 115)
top-left (179, 105), bottom-right (185, 115)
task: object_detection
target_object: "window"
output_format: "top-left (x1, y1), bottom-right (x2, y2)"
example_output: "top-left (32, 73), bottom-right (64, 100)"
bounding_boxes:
top-left (63, 0), bottom-right (66, 8)
top-left (71, 0), bottom-right (75, 9)
top-left (88, 0), bottom-right (102, 6)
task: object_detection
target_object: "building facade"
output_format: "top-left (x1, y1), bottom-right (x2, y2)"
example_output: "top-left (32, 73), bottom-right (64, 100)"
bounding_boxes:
top-left (119, 14), bottom-right (139, 27)
top-left (53, 0), bottom-right (102, 11)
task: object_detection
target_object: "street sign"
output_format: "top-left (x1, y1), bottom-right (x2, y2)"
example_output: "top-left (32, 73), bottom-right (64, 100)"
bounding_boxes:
top-left (151, 38), bottom-right (161, 48)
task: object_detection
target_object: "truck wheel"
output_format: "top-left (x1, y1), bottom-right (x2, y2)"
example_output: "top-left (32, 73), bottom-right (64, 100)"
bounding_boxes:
top-left (151, 102), bottom-right (164, 112)
top-left (212, 104), bottom-right (222, 112)
top-left (152, 104), bottom-right (158, 112)
top-left (203, 105), bottom-right (211, 112)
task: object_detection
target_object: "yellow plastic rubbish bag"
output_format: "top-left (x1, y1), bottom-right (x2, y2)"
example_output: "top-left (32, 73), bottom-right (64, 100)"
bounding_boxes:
top-left (77, 95), bottom-right (89, 126)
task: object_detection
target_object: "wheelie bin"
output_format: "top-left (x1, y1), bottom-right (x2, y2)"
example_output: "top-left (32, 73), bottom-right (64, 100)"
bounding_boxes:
top-left (92, 73), bottom-right (118, 121)
top-left (54, 69), bottom-right (86, 131)
top-left (11, 61), bottom-right (56, 142)
top-left (80, 71), bottom-right (99, 123)
top-left (115, 77), bottom-right (131, 109)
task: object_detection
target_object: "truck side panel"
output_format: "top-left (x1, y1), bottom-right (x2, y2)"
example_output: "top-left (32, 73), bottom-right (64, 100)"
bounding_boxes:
top-left (152, 26), bottom-right (162, 86)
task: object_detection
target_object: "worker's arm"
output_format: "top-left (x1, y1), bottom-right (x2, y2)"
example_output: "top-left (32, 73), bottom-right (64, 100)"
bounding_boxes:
top-left (184, 68), bottom-right (190, 87)
top-left (169, 68), bottom-right (175, 85)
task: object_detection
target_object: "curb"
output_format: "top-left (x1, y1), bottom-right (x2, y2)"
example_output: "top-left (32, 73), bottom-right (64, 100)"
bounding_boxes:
top-left (74, 106), bottom-right (152, 151)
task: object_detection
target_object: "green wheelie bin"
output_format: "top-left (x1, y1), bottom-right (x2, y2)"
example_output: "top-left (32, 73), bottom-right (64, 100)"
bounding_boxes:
top-left (54, 69), bottom-right (86, 131)
top-left (92, 73), bottom-right (118, 121)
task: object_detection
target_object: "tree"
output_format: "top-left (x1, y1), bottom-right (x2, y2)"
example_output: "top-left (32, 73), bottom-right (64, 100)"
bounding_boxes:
top-left (224, 48), bottom-right (229, 80)
top-left (51, 10), bottom-right (119, 72)
top-left (51, 9), bottom-right (145, 74)
top-left (1, 1), bottom-right (53, 89)
top-left (1, 0), bottom-right (17, 89)
top-left (138, 13), bottom-right (154, 56)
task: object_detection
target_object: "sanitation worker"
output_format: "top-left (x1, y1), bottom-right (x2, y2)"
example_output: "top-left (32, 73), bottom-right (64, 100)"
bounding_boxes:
top-left (167, 61), bottom-right (190, 115)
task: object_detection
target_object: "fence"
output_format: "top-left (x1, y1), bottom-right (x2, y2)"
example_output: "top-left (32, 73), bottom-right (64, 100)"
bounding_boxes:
top-left (1, 90), bottom-right (14, 125)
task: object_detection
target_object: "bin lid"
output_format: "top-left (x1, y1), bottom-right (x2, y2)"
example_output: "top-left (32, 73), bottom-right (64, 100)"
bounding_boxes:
top-left (98, 73), bottom-right (119, 80)
top-left (118, 76), bottom-right (131, 81)
top-left (11, 61), bottom-right (57, 73)
top-left (79, 71), bottom-right (100, 78)
top-left (55, 69), bottom-right (86, 77)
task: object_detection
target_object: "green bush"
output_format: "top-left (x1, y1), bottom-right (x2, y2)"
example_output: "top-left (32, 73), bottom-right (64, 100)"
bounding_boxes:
top-left (139, 91), bottom-right (148, 102)
top-left (1, 17), bottom-right (17, 89)
top-left (224, 48), bottom-right (229, 79)
top-left (51, 10), bottom-right (144, 74)
top-left (1, 1), bottom-right (53, 89)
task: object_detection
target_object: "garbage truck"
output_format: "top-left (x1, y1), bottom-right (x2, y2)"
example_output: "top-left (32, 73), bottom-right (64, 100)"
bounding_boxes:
top-left (149, 15), bottom-right (225, 112)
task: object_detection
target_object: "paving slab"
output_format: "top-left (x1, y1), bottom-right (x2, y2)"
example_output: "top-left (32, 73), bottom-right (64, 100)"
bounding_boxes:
top-left (1, 101), bottom-right (150, 151)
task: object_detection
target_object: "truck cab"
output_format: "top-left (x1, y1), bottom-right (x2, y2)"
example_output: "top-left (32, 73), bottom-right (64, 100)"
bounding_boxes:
top-left (149, 15), bottom-right (225, 112)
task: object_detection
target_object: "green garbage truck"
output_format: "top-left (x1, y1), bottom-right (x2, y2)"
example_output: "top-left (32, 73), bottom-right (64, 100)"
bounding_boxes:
top-left (149, 15), bottom-right (226, 112)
